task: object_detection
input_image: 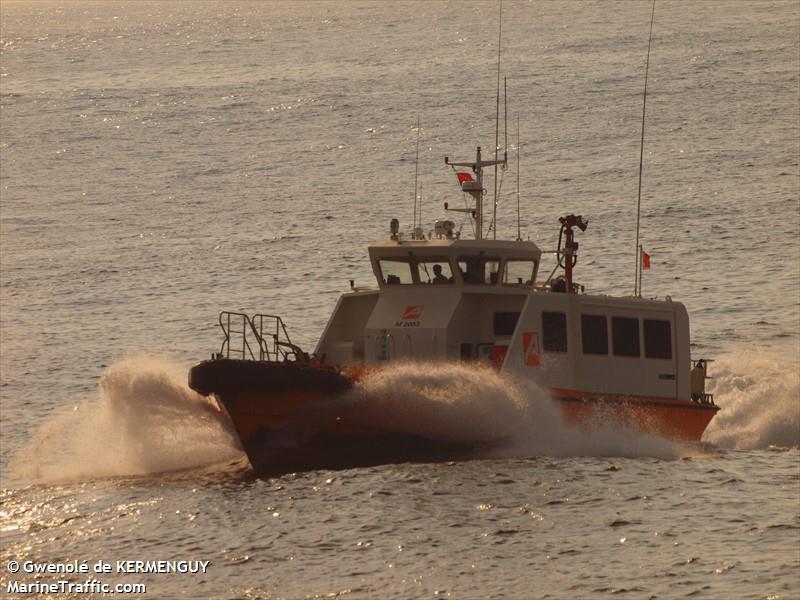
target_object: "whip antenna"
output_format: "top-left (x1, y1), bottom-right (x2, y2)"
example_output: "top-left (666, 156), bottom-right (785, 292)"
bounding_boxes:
top-left (634, 0), bottom-right (656, 296)
top-left (516, 114), bottom-right (521, 241)
top-left (493, 0), bottom-right (503, 240)
top-left (412, 117), bottom-right (421, 236)
top-left (504, 76), bottom-right (508, 159)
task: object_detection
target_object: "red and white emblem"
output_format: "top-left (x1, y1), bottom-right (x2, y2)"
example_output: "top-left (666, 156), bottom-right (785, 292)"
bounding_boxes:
top-left (522, 331), bottom-right (540, 367)
top-left (402, 305), bottom-right (423, 320)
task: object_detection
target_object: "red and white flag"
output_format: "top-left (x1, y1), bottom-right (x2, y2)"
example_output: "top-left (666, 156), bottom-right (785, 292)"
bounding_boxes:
top-left (642, 250), bottom-right (651, 270)
top-left (456, 172), bottom-right (473, 184)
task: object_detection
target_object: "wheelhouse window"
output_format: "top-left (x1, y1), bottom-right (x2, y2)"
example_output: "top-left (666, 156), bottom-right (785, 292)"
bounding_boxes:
top-left (581, 314), bottom-right (608, 355)
top-left (542, 311), bottom-right (567, 352)
top-left (494, 312), bottom-right (520, 336)
top-left (612, 317), bottom-right (640, 357)
top-left (503, 260), bottom-right (536, 286)
top-left (378, 259), bottom-right (414, 285)
top-left (417, 258), bottom-right (454, 284)
top-left (458, 256), bottom-right (501, 284)
top-left (644, 319), bottom-right (672, 359)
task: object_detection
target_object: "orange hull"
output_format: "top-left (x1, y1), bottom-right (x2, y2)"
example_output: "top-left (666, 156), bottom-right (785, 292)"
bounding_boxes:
top-left (217, 388), bottom-right (484, 476)
top-left (190, 359), bottom-right (720, 475)
top-left (190, 359), bottom-right (484, 475)
top-left (550, 387), bottom-right (718, 441)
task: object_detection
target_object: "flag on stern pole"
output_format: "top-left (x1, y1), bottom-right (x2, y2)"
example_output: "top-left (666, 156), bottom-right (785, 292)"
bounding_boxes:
top-left (642, 250), bottom-right (651, 270)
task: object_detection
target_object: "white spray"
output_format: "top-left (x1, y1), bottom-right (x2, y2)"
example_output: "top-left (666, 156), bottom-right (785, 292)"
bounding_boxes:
top-left (703, 347), bottom-right (800, 450)
top-left (10, 356), bottom-right (243, 484)
top-left (336, 362), bottom-right (686, 460)
top-left (12, 347), bottom-right (796, 484)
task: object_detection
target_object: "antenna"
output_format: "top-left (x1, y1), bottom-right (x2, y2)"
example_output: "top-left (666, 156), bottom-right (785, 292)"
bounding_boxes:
top-left (516, 114), bottom-right (521, 241)
top-left (413, 117), bottom-right (421, 234)
top-left (493, 0), bottom-right (503, 240)
top-left (504, 76), bottom-right (508, 239)
top-left (504, 77), bottom-right (508, 157)
top-left (634, 0), bottom-right (656, 296)
top-left (418, 181), bottom-right (423, 232)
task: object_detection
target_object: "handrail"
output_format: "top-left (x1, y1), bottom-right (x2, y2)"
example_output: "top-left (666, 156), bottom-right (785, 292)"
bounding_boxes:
top-left (251, 313), bottom-right (309, 362)
top-left (218, 311), bottom-right (264, 360)
top-left (217, 311), bottom-right (308, 362)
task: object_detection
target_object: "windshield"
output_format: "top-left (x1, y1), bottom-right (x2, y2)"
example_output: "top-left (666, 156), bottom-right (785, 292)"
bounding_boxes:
top-left (417, 259), bottom-right (454, 284)
top-left (457, 256), bottom-right (501, 284)
top-left (503, 260), bottom-right (536, 286)
top-left (378, 259), bottom-right (414, 285)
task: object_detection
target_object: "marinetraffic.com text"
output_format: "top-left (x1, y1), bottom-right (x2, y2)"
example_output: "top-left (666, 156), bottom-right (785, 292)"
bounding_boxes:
top-left (5, 559), bottom-right (211, 595)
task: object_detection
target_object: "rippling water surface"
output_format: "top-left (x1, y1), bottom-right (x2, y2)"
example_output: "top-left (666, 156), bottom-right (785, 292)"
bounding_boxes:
top-left (1, 1), bottom-right (798, 598)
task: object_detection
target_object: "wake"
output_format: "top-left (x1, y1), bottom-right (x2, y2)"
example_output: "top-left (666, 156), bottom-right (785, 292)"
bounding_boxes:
top-left (11, 346), bottom-right (797, 484)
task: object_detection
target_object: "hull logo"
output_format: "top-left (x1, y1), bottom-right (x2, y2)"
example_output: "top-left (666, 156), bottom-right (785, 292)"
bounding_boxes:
top-left (402, 305), bottom-right (423, 320)
top-left (522, 331), bottom-right (540, 367)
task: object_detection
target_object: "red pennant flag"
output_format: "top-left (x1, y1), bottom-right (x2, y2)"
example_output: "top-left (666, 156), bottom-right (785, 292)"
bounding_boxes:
top-left (642, 251), bottom-right (651, 270)
top-left (456, 172), bottom-right (473, 184)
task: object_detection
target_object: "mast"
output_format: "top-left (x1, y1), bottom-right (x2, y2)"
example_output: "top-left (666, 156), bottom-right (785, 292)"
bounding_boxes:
top-left (445, 147), bottom-right (506, 240)
top-left (634, 0), bottom-right (656, 296)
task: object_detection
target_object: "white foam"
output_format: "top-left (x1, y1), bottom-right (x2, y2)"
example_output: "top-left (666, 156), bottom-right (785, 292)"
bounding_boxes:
top-left (334, 362), bottom-right (686, 460)
top-left (703, 347), bottom-right (800, 449)
top-left (10, 356), bottom-right (242, 484)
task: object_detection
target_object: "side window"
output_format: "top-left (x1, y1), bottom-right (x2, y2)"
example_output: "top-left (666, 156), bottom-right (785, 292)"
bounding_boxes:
top-left (503, 260), bottom-right (536, 286)
top-left (644, 319), bottom-right (672, 359)
top-left (581, 314), bottom-right (608, 355)
top-left (417, 259), bottom-right (453, 284)
top-left (494, 312), bottom-right (520, 336)
top-left (612, 317), bottom-right (640, 357)
top-left (378, 260), bottom-right (413, 285)
top-left (458, 257), bottom-right (501, 284)
top-left (542, 312), bottom-right (567, 352)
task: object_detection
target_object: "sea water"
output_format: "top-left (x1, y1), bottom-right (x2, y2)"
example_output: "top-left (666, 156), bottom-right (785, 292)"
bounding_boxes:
top-left (1, 1), bottom-right (798, 598)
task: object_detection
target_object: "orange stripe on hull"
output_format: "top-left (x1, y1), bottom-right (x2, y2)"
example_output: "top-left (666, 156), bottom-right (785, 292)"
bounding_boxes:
top-left (550, 388), bottom-right (718, 441)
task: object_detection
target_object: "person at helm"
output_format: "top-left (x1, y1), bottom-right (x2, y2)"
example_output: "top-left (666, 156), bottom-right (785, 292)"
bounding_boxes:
top-left (432, 264), bottom-right (449, 284)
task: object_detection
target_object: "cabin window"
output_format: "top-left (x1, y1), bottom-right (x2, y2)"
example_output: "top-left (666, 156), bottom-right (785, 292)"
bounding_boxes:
top-left (581, 314), bottom-right (608, 355)
top-left (494, 312), bottom-right (520, 336)
top-left (458, 256), bottom-right (501, 284)
top-left (644, 319), bottom-right (672, 359)
top-left (612, 317), bottom-right (640, 357)
top-left (378, 259), bottom-right (414, 285)
top-left (503, 260), bottom-right (536, 286)
top-left (417, 258), bottom-right (454, 284)
top-left (460, 343), bottom-right (473, 360)
top-left (542, 311), bottom-right (567, 352)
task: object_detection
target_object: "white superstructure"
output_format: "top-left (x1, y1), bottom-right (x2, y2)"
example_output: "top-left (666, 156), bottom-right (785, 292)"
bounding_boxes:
top-left (315, 146), bottom-right (693, 403)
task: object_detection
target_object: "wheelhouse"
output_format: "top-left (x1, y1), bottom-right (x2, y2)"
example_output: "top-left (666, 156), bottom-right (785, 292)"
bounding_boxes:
top-left (369, 239), bottom-right (542, 289)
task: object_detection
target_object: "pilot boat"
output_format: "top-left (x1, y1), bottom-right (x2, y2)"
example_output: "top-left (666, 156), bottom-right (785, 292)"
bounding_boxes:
top-left (189, 144), bottom-right (719, 477)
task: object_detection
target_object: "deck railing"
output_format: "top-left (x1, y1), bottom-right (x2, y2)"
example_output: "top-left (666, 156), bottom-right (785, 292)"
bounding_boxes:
top-left (217, 311), bottom-right (307, 362)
